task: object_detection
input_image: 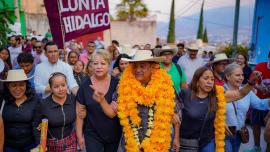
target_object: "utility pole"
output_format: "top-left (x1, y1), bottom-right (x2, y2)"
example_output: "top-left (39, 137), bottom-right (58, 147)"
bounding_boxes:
top-left (232, 0), bottom-right (240, 57)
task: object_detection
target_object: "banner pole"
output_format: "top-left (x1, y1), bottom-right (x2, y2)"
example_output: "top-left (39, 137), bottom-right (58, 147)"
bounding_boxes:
top-left (109, 28), bottom-right (112, 44)
top-left (56, 0), bottom-right (66, 50)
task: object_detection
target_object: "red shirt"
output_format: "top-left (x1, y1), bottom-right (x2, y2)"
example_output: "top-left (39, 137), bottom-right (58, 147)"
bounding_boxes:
top-left (214, 74), bottom-right (225, 86)
top-left (254, 62), bottom-right (270, 99)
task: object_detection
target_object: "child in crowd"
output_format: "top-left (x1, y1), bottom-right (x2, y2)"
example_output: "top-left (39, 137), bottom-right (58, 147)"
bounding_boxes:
top-left (73, 60), bottom-right (87, 86)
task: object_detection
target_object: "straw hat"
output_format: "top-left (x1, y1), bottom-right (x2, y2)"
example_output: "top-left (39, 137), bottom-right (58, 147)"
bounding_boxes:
top-left (122, 50), bottom-right (165, 62)
top-left (0, 69), bottom-right (33, 82)
top-left (118, 45), bottom-right (137, 57)
top-left (209, 53), bottom-right (235, 64)
top-left (186, 43), bottom-right (200, 51)
top-left (154, 45), bottom-right (177, 57)
top-left (0, 59), bottom-right (4, 73)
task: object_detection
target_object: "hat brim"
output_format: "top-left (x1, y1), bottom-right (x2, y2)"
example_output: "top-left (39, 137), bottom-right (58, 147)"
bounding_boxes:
top-left (187, 48), bottom-right (199, 51)
top-left (209, 58), bottom-right (235, 64)
top-left (121, 56), bottom-right (166, 62)
top-left (0, 75), bottom-right (34, 82)
top-left (154, 49), bottom-right (177, 57)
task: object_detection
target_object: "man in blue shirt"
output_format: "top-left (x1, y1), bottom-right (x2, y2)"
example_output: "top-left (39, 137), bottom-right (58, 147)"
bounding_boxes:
top-left (15, 52), bottom-right (35, 89)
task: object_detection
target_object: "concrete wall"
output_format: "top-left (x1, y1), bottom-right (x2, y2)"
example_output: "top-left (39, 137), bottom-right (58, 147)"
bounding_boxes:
top-left (21, 0), bottom-right (48, 35)
top-left (103, 21), bottom-right (157, 47)
top-left (25, 14), bottom-right (50, 35)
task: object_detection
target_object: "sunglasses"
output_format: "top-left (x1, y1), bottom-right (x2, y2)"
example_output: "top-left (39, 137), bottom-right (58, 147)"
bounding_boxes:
top-left (35, 46), bottom-right (42, 48)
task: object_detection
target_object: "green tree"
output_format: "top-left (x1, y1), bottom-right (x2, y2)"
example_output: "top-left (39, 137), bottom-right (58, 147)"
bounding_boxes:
top-left (223, 44), bottom-right (249, 57)
top-left (0, 0), bottom-right (16, 47)
top-left (197, 0), bottom-right (204, 39)
top-left (116, 0), bottom-right (148, 21)
top-left (203, 28), bottom-right (208, 43)
top-left (167, 0), bottom-right (175, 43)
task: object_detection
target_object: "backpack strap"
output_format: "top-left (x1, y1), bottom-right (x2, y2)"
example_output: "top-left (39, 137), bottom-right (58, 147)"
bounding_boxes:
top-left (174, 63), bottom-right (183, 77)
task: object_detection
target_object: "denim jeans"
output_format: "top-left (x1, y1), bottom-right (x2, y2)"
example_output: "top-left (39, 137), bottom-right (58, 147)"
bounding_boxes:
top-left (225, 134), bottom-right (241, 152)
top-left (199, 139), bottom-right (215, 152)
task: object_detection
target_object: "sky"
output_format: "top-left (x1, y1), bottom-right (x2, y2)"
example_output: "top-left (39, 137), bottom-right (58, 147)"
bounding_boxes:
top-left (109, 0), bottom-right (255, 22)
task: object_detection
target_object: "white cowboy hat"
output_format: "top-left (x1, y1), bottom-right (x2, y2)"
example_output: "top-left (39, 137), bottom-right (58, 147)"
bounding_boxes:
top-left (0, 69), bottom-right (34, 82)
top-left (122, 50), bottom-right (165, 62)
top-left (0, 59), bottom-right (4, 73)
top-left (186, 43), bottom-right (200, 51)
top-left (154, 45), bottom-right (177, 57)
top-left (118, 45), bottom-right (137, 57)
top-left (209, 53), bottom-right (235, 64)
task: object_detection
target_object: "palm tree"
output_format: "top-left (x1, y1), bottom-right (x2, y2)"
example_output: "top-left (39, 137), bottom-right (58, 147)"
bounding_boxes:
top-left (116, 0), bottom-right (148, 21)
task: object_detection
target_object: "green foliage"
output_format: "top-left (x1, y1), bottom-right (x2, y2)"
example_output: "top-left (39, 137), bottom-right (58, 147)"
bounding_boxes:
top-left (0, 0), bottom-right (16, 47)
top-left (223, 44), bottom-right (249, 57)
top-left (167, 0), bottom-right (175, 43)
top-left (116, 0), bottom-right (148, 21)
top-left (203, 28), bottom-right (208, 43)
top-left (197, 0), bottom-right (204, 39)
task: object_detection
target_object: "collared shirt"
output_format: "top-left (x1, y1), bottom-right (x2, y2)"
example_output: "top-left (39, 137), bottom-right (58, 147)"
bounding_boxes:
top-left (8, 45), bottom-right (22, 67)
top-left (160, 63), bottom-right (187, 93)
top-left (224, 84), bottom-right (270, 130)
top-left (177, 54), bottom-right (205, 84)
top-left (34, 60), bottom-right (78, 98)
top-left (33, 94), bottom-right (76, 143)
top-left (32, 51), bottom-right (47, 64)
top-left (1, 95), bottom-right (40, 148)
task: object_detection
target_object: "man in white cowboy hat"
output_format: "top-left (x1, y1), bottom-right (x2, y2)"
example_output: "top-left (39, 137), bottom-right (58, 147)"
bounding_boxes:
top-left (177, 43), bottom-right (204, 84)
top-left (93, 50), bottom-right (181, 151)
top-left (154, 45), bottom-right (188, 93)
top-left (208, 53), bottom-right (234, 86)
top-left (34, 41), bottom-right (78, 98)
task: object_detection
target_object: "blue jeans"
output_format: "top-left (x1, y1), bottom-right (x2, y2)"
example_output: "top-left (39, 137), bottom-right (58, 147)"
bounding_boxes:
top-left (199, 139), bottom-right (215, 152)
top-left (225, 134), bottom-right (241, 152)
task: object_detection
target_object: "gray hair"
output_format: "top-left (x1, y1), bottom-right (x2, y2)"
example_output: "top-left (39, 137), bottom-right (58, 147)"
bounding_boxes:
top-left (224, 63), bottom-right (241, 81)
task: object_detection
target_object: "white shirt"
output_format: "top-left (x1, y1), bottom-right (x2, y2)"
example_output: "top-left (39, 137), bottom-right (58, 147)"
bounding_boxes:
top-left (8, 45), bottom-right (22, 67)
top-left (177, 54), bottom-right (205, 84)
top-left (34, 59), bottom-right (78, 98)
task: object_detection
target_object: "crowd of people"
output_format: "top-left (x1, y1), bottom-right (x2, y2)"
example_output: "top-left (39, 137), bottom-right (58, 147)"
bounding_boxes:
top-left (0, 34), bottom-right (270, 152)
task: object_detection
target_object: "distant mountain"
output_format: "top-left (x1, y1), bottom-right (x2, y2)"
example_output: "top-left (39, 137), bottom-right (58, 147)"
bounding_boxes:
top-left (157, 6), bottom-right (254, 43)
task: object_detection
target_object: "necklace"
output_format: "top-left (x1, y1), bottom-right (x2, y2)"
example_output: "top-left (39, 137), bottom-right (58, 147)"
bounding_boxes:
top-left (118, 65), bottom-right (175, 151)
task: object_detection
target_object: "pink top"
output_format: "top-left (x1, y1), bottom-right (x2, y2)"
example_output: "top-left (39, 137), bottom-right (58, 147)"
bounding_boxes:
top-left (79, 53), bottom-right (90, 65)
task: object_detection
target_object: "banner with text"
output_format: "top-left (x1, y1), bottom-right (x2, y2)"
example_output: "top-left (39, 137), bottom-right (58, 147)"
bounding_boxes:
top-left (44, 0), bottom-right (110, 48)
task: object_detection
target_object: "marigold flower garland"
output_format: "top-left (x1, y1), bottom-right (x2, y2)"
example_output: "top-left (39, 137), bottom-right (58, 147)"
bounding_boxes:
top-left (214, 85), bottom-right (226, 152)
top-left (117, 65), bottom-right (175, 152)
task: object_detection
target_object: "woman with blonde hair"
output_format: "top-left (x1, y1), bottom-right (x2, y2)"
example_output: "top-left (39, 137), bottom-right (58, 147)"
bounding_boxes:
top-left (76, 51), bottom-right (121, 151)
